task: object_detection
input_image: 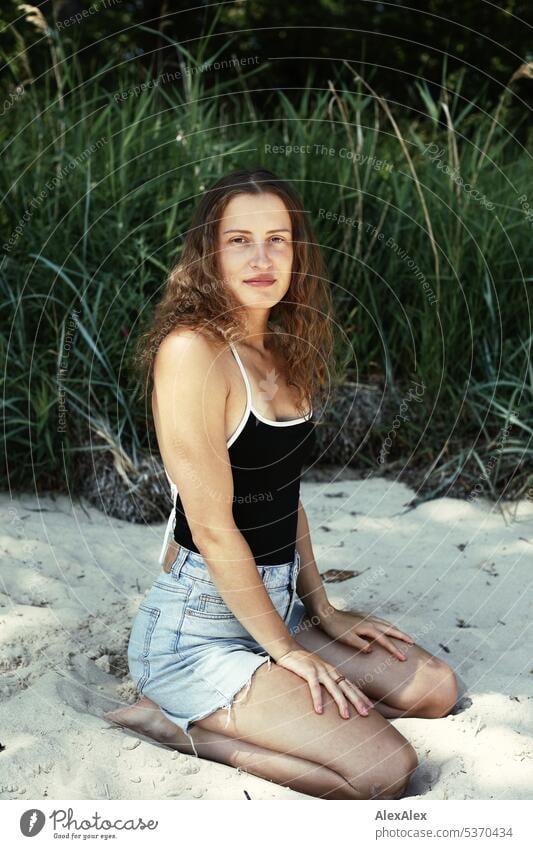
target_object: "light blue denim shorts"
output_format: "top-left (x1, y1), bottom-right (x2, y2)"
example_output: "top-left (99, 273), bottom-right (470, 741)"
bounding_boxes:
top-left (127, 544), bottom-right (308, 756)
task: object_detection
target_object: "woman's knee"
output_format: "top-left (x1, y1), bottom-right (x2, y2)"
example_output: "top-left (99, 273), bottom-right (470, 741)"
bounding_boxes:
top-left (416, 658), bottom-right (459, 718)
top-left (369, 739), bottom-right (418, 800)
top-left (337, 731), bottom-right (418, 800)
top-left (386, 741), bottom-right (418, 798)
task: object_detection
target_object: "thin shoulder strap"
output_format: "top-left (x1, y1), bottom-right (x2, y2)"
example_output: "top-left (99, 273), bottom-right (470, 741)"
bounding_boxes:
top-left (158, 468), bottom-right (178, 565)
top-left (228, 341), bottom-right (253, 410)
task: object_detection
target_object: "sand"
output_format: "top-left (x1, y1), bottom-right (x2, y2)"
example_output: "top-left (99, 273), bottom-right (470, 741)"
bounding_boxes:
top-left (1, 479), bottom-right (532, 800)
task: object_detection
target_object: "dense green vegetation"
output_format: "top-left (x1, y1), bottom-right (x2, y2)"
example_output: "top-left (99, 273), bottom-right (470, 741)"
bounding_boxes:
top-left (2, 1), bottom-right (532, 108)
top-left (1, 6), bottom-right (531, 505)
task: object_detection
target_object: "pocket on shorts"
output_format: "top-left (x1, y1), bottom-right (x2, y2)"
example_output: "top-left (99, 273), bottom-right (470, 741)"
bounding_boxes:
top-left (127, 603), bottom-right (161, 692)
top-left (260, 562), bottom-right (293, 621)
top-left (261, 562), bottom-right (292, 591)
top-left (181, 581), bottom-right (252, 641)
top-left (192, 592), bottom-right (239, 618)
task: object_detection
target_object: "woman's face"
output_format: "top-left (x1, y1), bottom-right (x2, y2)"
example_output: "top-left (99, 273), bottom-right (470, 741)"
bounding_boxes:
top-left (216, 192), bottom-right (294, 308)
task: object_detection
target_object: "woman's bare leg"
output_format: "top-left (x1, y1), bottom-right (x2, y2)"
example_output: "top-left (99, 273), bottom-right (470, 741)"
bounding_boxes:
top-left (292, 620), bottom-right (459, 719)
top-left (191, 662), bottom-right (418, 800)
top-left (110, 625), bottom-right (458, 750)
top-left (104, 696), bottom-right (369, 799)
top-left (107, 623), bottom-right (447, 796)
top-left (110, 617), bottom-right (452, 797)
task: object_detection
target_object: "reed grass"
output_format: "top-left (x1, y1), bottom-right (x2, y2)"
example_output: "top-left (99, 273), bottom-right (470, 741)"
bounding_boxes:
top-left (1, 29), bottom-right (531, 502)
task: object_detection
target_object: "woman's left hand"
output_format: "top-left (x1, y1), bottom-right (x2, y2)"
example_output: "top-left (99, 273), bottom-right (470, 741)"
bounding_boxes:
top-left (318, 605), bottom-right (416, 661)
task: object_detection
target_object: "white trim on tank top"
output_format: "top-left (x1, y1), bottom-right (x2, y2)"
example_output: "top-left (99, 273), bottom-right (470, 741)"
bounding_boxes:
top-left (157, 341), bottom-right (313, 565)
top-left (227, 341), bottom-right (313, 447)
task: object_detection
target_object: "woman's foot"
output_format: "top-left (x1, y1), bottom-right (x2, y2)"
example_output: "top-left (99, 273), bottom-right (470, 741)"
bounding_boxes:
top-left (104, 697), bottom-right (195, 753)
top-left (55, 654), bottom-right (195, 754)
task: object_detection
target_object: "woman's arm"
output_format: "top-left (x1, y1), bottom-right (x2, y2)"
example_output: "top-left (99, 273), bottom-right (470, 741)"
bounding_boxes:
top-left (295, 499), bottom-right (416, 659)
top-left (152, 329), bottom-right (300, 662)
top-left (295, 498), bottom-right (332, 620)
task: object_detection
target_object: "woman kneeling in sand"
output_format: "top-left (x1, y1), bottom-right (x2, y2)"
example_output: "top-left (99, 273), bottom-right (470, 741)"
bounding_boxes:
top-left (106, 169), bottom-right (459, 800)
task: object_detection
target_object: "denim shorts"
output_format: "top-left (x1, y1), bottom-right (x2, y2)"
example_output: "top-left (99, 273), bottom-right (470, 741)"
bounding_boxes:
top-left (127, 544), bottom-right (308, 757)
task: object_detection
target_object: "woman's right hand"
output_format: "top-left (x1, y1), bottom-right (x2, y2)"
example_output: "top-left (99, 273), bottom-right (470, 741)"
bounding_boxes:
top-left (275, 648), bottom-right (375, 719)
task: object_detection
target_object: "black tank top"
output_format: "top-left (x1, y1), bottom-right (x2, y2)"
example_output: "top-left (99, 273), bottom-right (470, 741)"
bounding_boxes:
top-left (158, 342), bottom-right (317, 566)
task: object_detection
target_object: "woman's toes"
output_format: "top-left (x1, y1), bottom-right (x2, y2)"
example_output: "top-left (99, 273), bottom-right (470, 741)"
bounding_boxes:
top-left (103, 707), bottom-right (130, 724)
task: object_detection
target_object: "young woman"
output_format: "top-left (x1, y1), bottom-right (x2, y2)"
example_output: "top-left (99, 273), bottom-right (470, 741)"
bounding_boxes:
top-left (106, 169), bottom-right (459, 800)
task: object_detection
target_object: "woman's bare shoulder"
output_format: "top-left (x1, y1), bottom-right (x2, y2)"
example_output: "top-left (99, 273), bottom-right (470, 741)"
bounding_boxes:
top-left (156, 326), bottom-right (226, 361)
top-left (154, 327), bottom-right (230, 391)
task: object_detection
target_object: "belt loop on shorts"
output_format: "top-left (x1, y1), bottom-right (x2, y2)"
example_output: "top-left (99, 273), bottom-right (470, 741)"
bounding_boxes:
top-left (162, 540), bottom-right (189, 577)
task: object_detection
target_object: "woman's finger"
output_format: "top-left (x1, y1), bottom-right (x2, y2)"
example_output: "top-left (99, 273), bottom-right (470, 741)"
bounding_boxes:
top-left (323, 665), bottom-right (374, 717)
top-left (306, 671), bottom-right (324, 713)
top-left (348, 679), bottom-right (375, 711)
top-left (370, 618), bottom-right (416, 644)
top-left (340, 679), bottom-right (375, 714)
top-left (372, 632), bottom-right (409, 660)
top-left (318, 671), bottom-right (352, 719)
top-left (379, 625), bottom-right (416, 645)
top-left (357, 622), bottom-right (414, 649)
top-left (343, 632), bottom-right (373, 653)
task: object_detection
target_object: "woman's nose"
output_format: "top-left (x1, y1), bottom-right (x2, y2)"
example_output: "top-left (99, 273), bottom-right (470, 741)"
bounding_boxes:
top-left (250, 241), bottom-right (273, 267)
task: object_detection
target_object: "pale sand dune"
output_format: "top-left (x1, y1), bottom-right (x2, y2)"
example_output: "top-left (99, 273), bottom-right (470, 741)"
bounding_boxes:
top-left (1, 481), bottom-right (532, 800)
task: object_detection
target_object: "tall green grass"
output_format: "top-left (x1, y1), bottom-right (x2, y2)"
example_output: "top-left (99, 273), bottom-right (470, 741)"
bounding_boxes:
top-left (1, 34), bottom-right (531, 500)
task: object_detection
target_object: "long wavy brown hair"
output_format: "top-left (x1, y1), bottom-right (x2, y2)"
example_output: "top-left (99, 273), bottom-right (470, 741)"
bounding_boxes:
top-left (134, 168), bottom-right (337, 415)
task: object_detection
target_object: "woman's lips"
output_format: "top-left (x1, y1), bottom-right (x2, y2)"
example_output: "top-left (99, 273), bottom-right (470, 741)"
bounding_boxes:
top-left (243, 278), bottom-right (276, 287)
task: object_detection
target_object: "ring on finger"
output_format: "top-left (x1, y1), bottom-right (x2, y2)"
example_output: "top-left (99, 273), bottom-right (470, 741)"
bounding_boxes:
top-left (334, 675), bottom-right (346, 684)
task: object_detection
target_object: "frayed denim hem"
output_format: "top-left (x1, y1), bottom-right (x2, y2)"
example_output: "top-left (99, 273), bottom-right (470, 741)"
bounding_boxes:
top-left (160, 654), bottom-right (272, 759)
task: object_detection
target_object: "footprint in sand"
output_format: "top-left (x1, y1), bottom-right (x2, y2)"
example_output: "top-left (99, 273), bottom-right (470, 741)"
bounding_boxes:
top-left (449, 695), bottom-right (473, 715)
top-left (407, 759), bottom-right (443, 797)
top-left (55, 654), bottom-right (183, 754)
top-left (55, 656), bottom-right (127, 720)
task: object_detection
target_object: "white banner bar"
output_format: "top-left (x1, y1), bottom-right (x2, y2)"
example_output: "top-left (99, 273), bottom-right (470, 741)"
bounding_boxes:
top-left (4, 799), bottom-right (531, 848)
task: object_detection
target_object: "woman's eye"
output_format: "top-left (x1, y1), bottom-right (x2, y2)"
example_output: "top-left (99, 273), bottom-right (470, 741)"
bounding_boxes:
top-left (228, 236), bottom-right (288, 245)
